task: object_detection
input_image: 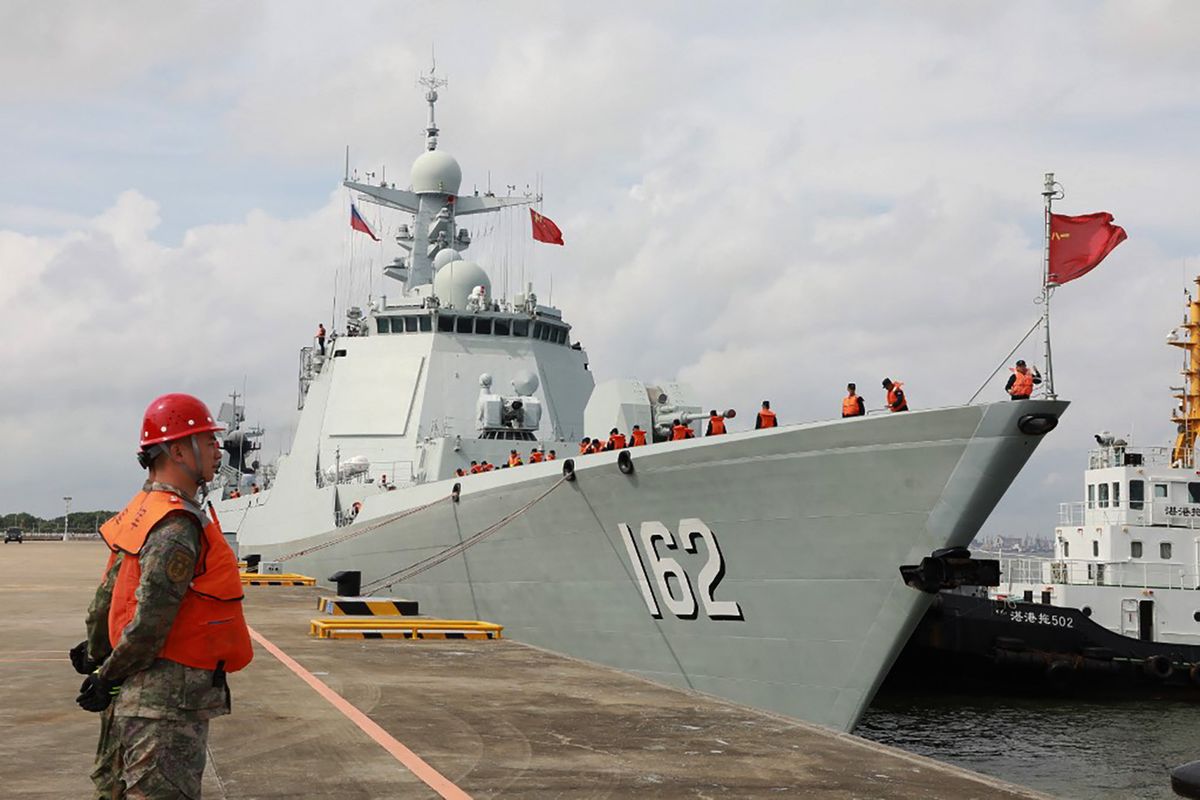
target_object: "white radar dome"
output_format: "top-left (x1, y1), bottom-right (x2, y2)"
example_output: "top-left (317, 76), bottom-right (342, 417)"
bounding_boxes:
top-left (511, 370), bottom-right (539, 396)
top-left (432, 249), bottom-right (464, 270)
top-left (411, 150), bottom-right (462, 194)
top-left (433, 260), bottom-right (490, 310)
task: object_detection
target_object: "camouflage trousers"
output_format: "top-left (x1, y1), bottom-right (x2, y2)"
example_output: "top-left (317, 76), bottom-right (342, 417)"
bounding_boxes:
top-left (101, 715), bottom-right (210, 799)
top-left (90, 704), bottom-right (118, 799)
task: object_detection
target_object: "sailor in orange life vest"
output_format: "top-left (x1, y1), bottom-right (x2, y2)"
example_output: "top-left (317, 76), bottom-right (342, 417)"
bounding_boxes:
top-left (755, 400), bottom-right (777, 429)
top-left (1005, 359), bottom-right (1042, 400)
top-left (882, 378), bottom-right (908, 412)
top-left (630, 425), bottom-right (647, 446)
top-left (842, 383), bottom-right (866, 418)
top-left (706, 410), bottom-right (726, 436)
top-left (76, 393), bottom-right (253, 798)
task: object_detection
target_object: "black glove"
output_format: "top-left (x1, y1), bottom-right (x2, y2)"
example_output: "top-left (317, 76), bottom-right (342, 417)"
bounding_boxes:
top-left (76, 671), bottom-right (120, 713)
top-left (69, 641), bottom-right (100, 675)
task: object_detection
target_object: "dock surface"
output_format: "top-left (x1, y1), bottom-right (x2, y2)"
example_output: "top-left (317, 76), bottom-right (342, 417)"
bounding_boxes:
top-left (1, 542), bottom-right (1050, 798)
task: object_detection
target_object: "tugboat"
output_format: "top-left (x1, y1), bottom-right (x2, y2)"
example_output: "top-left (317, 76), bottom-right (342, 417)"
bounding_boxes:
top-left (889, 278), bottom-right (1200, 693)
top-left (211, 65), bottom-right (1068, 732)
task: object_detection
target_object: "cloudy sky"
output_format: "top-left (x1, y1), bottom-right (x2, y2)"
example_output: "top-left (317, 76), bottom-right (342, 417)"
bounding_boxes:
top-left (3, 2), bottom-right (1198, 537)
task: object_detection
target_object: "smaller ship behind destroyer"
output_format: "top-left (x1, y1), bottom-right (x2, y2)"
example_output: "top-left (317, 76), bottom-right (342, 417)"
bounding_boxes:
top-left (213, 69), bottom-right (1067, 732)
top-left (891, 277), bottom-right (1200, 693)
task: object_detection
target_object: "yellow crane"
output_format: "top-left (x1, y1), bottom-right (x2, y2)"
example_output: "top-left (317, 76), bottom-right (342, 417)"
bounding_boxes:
top-left (1169, 276), bottom-right (1200, 467)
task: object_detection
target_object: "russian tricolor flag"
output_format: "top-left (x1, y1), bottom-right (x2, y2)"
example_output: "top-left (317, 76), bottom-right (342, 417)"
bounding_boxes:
top-left (350, 203), bottom-right (379, 241)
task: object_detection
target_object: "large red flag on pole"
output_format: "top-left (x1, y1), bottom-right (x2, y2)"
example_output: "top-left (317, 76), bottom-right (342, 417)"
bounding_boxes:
top-left (530, 209), bottom-right (564, 245)
top-left (1047, 212), bottom-right (1127, 285)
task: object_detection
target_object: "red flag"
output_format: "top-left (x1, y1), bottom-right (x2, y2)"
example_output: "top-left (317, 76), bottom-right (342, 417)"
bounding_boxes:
top-left (350, 203), bottom-right (379, 242)
top-left (1048, 212), bottom-right (1126, 286)
top-left (530, 209), bottom-right (564, 245)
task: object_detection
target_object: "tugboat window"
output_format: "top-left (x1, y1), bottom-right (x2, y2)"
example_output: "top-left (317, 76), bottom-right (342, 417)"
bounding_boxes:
top-left (1097, 483), bottom-right (1109, 508)
top-left (377, 318), bottom-right (391, 334)
top-left (1161, 542), bottom-right (1173, 560)
top-left (406, 317), bottom-right (420, 333)
top-left (1190, 483), bottom-right (1200, 504)
top-left (513, 319), bottom-right (529, 337)
top-left (1111, 482), bottom-right (1120, 507)
top-left (418, 316), bottom-right (432, 332)
top-left (1063, 541), bottom-right (1069, 557)
top-left (494, 319), bottom-right (510, 336)
top-left (1087, 484), bottom-right (1095, 509)
top-left (1092, 540), bottom-right (1099, 557)
top-left (1131, 541), bottom-right (1143, 558)
top-left (1154, 483), bottom-right (1168, 499)
top-left (438, 315), bottom-right (455, 333)
top-left (1129, 480), bottom-right (1144, 510)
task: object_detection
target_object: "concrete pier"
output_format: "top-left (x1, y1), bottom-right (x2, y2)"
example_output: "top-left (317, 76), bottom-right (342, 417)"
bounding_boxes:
top-left (0, 542), bottom-right (1050, 798)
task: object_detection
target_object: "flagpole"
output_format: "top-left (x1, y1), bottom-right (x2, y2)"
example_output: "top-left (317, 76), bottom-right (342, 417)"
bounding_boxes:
top-left (1041, 172), bottom-right (1061, 401)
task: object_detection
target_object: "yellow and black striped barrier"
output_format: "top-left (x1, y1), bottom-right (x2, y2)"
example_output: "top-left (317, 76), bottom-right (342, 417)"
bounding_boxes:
top-left (315, 596), bottom-right (420, 616)
top-left (241, 572), bottom-right (316, 586)
top-left (309, 618), bottom-right (503, 640)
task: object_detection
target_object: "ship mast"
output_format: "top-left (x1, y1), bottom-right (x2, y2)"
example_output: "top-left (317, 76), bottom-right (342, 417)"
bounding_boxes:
top-left (1169, 276), bottom-right (1200, 467)
top-left (1041, 172), bottom-right (1064, 400)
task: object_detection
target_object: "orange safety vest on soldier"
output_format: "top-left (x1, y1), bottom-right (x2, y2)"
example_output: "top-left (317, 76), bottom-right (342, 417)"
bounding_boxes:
top-left (707, 415), bottom-right (726, 435)
top-left (609, 433), bottom-right (627, 449)
top-left (842, 395), bottom-right (864, 417)
top-left (530, 450), bottom-right (544, 463)
top-left (887, 382), bottom-right (909, 412)
top-left (631, 428), bottom-right (647, 446)
top-left (756, 409), bottom-right (777, 428)
top-left (101, 491), bottom-right (252, 673)
top-left (508, 453), bottom-right (523, 467)
top-left (671, 423), bottom-right (691, 441)
top-left (1009, 369), bottom-right (1034, 398)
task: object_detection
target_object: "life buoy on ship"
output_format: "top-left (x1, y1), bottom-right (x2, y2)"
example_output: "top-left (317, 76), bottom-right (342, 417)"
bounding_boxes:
top-left (1143, 654), bottom-right (1174, 680)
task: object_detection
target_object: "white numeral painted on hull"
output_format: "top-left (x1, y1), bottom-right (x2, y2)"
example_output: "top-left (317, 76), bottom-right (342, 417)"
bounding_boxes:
top-left (618, 519), bottom-right (743, 621)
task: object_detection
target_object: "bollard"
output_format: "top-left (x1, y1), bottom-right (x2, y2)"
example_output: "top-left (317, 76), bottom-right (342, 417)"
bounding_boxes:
top-left (329, 570), bottom-right (362, 597)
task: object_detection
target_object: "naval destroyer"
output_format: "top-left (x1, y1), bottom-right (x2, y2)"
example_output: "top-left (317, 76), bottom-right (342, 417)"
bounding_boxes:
top-left (214, 68), bottom-right (1067, 732)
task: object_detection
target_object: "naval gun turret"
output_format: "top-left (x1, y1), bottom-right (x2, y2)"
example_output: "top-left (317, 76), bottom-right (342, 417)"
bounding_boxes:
top-left (477, 371), bottom-right (543, 440)
top-left (586, 379), bottom-right (726, 442)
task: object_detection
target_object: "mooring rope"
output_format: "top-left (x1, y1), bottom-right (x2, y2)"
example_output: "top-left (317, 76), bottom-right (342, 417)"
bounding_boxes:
top-left (362, 476), bottom-right (567, 594)
top-left (275, 493), bottom-right (453, 563)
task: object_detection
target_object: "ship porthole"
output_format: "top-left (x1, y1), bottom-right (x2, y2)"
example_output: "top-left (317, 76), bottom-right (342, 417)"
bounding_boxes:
top-left (617, 450), bottom-right (634, 475)
top-left (562, 459), bottom-right (576, 482)
top-left (1082, 606), bottom-right (1092, 617)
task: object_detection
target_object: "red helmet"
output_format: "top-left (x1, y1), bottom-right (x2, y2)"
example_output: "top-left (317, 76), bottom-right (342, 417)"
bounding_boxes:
top-left (140, 393), bottom-right (225, 449)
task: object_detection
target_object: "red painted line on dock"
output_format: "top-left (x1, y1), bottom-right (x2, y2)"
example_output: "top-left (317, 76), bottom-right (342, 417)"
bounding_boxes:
top-left (247, 626), bottom-right (472, 800)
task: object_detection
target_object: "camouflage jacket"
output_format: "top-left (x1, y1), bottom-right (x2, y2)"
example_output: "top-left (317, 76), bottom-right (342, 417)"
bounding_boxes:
top-left (97, 481), bottom-right (230, 720)
top-left (84, 552), bottom-right (121, 664)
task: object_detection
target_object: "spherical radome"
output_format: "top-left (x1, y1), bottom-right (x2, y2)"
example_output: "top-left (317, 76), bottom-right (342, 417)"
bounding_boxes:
top-left (512, 370), bottom-right (539, 396)
top-left (432, 249), bottom-right (464, 270)
top-left (411, 150), bottom-right (462, 194)
top-left (433, 260), bottom-right (490, 310)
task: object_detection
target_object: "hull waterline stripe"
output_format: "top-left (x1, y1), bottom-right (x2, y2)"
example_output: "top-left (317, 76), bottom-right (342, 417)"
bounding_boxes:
top-left (247, 626), bottom-right (471, 799)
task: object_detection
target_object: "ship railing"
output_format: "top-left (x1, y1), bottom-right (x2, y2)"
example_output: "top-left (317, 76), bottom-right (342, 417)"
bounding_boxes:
top-left (1087, 445), bottom-right (1173, 469)
top-left (1057, 502), bottom-right (1136, 526)
top-left (999, 555), bottom-right (1196, 591)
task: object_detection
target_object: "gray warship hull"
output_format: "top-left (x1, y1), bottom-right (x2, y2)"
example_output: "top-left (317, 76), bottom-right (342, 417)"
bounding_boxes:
top-left (230, 399), bottom-right (1065, 732)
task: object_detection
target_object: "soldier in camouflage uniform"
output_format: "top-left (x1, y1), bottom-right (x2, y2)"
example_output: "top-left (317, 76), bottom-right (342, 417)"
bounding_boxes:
top-left (77, 394), bottom-right (252, 799)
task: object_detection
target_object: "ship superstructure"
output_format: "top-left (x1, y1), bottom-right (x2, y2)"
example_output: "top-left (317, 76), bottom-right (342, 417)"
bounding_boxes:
top-left (213, 69), bottom-right (1068, 732)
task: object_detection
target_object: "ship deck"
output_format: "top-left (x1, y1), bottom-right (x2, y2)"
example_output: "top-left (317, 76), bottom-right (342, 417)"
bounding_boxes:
top-left (2, 541), bottom-right (1049, 799)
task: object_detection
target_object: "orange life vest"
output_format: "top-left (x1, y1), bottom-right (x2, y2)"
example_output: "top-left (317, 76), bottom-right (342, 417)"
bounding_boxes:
top-left (671, 424), bottom-right (690, 441)
top-left (101, 491), bottom-right (252, 673)
top-left (589, 439), bottom-right (605, 453)
top-left (530, 451), bottom-right (544, 463)
top-left (469, 464), bottom-right (482, 474)
top-left (842, 395), bottom-right (863, 417)
top-left (757, 409), bottom-right (777, 428)
top-left (1009, 368), bottom-right (1034, 397)
top-left (579, 441), bottom-right (591, 455)
top-left (482, 463), bottom-right (495, 472)
top-left (707, 415), bottom-right (726, 435)
top-left (631, 429), bottom-right (647, 446)
top-left (609, 433), bottom-right (627, 449)
top-left (508, 453), bottom-right (523, 467)
top-left (887, 382), bottom-right (908, 412)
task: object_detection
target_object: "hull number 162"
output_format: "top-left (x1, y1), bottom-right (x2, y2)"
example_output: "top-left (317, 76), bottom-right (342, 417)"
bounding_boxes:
top-left (617, 519), bottom-right (743, 621)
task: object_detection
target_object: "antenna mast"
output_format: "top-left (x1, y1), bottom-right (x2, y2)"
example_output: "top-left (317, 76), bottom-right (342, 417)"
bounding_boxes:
top-left (418, 57), bottom-right (448, 152)
top-left (1041, 172), bottom-right (1064, 400)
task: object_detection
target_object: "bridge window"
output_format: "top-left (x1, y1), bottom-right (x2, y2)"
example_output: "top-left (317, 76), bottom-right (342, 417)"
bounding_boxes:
top-left (1087, 484), bottom-right (1095, 509)
top-left (494, 318), bottom-right (510, 336)
top-left (377, 317), bottom-right (391, 334)
top-left (438, 315), bottom-right (455, 333)
top-left (1098, 483), bottom-right (1109, 508)
top-left (555, 327), bottom-right (568, 345)
top-left (1161, 542), bottom-right (1173, 560)
top-left (1190, 483), bottom-right (1200, 504)
top-left (406, 317), bottom-right (420, 333)
top-left (1129, 480), bottom-right (1144, 510)
top-left (1092, 540), bottom-right (1099, 557)
top-left (1154, 483), bottom-right (1168, 499)
top-left (1131, 541), bottom-right (1143, 559)
top-left (532, 322), bottom-right (543, 339)
top-left (418, 316), bottom-right (431, 332)
top-left (456, 317), bottom-right (473, 334)
top-left (476, 318), bottom-right (493, 335)
top-left (513, 319), bottom-right (529, 337)
top-left (1111, 482), bottom-right (1120, 507)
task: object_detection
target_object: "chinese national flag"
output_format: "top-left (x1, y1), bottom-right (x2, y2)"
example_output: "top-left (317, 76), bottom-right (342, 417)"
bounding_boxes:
top-left (530, 209), bottom-right (564, 245)
top-left (1048, 212), bottom-right (1127, 286)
